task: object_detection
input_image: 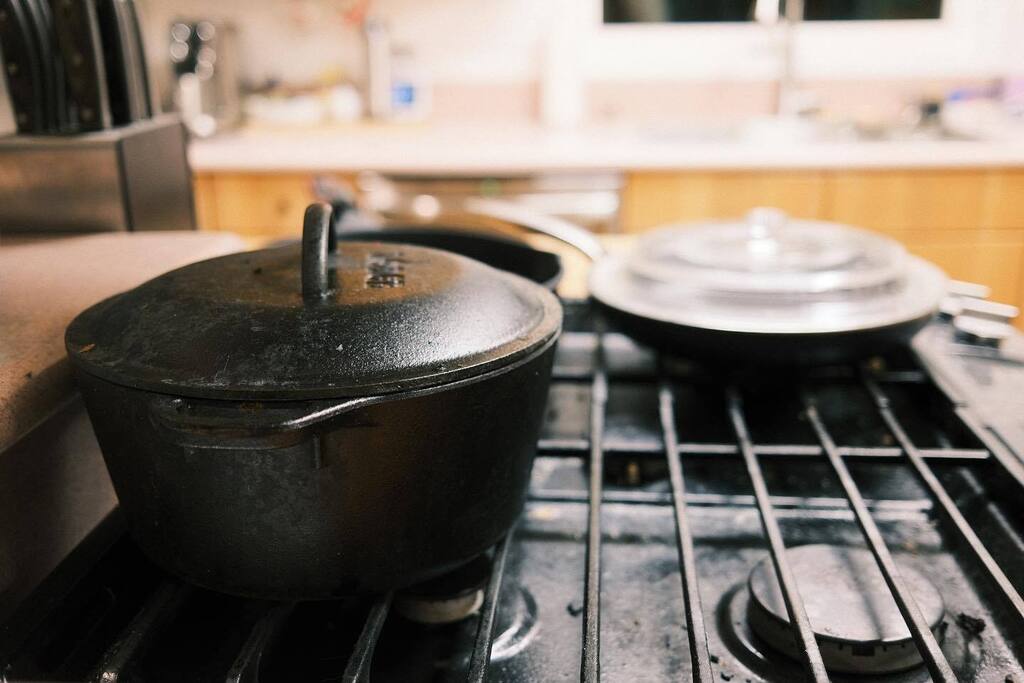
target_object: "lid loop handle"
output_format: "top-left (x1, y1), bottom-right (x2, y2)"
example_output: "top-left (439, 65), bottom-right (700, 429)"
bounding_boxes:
top-left (745, 207), bottom-right (789, 240)
top-left (302, 203), bottom-right (335, 301)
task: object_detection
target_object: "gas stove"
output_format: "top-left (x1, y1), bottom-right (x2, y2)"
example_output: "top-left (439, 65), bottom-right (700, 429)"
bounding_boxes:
top-left (2, 300), bottom-right (1023, 682)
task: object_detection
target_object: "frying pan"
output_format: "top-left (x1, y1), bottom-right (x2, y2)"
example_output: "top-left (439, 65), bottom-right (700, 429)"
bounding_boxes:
top-left (337, 227), bottom-right (562, 292)
top-left (309, 187), bottom-right (563, 292)
top-left (465, 199), bottom-right (948, 365)
top-left (588, 304), bottom-right (936, 366)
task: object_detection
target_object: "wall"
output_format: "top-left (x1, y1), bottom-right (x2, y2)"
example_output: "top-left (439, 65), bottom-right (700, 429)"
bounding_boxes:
top-left (136, 0), bottom-right (1024, 87)
top-left (3, 0), bottom-right (1020, 135)
top-left (137, 0), bottom-right (554, 86)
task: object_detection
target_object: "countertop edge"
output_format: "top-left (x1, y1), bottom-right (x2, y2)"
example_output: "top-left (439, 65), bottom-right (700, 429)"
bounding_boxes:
top-left (188, 128), bottom-right (1024, 174)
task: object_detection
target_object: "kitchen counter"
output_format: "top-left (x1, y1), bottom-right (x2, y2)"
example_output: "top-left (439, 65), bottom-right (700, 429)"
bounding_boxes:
top-left (189, 123), bottom-right (1024, 174)
top-left (0, 231), bottom-right (245, 451)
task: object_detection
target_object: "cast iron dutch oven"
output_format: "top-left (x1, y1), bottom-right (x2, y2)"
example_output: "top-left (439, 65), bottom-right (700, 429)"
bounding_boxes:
top-left (65, 204), bottom-right (562, 600)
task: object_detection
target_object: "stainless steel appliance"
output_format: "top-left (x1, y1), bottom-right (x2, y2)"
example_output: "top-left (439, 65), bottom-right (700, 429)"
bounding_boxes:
top-left (168, 19), bottom-right (240, 137)
top-left (1, 290), bottom-right (1023, 680)
top-left (0, 0), bottom-right (193, 233)
top-left (0, 114), bottom-right (195, 232)
top-left (357, 172), bottom-right (623, 234)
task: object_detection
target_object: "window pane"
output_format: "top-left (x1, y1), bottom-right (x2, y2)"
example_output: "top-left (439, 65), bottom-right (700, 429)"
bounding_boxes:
top-left (603, 0), bottom-right (942, 23)
top-left (802, 0), bottom-right (941, 20)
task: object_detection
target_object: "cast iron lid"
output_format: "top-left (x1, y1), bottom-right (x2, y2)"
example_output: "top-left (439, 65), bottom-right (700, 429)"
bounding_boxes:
top-left (66, 204), bottom-right (562, 400)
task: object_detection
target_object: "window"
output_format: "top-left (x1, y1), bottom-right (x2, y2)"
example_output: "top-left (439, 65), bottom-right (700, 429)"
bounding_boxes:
top-left (603, 0), bottom-right (943, 23)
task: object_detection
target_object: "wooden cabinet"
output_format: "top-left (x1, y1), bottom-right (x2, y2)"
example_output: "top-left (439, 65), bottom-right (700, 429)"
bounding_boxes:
top-left (623, 168), bottom-right (1024, 328)
top-left (193, 172), bottom-right (355, 237)
top-left (621, 171), bottom-right (828, 231)
top-left (826, 170), bottom-right (989, 232)
top-left (194, 167), bottom-right (1024, 327)
top-left (984, 170), bottom-right (1024, 229)
top-left (895, 229), bottom-right (1024, 307)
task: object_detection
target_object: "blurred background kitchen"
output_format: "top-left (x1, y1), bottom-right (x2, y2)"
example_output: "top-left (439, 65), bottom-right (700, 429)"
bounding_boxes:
top-left (3, 0), bottom-right (1024, 320)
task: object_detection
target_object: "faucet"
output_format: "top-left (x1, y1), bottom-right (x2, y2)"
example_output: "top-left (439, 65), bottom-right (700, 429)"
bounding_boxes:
top-left (362, 17), bottom-right (392, 120)
top-left (755, 0), bottom-right (806, 117)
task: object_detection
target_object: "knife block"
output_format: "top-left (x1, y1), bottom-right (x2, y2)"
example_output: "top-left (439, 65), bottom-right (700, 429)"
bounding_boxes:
top-left (0, 114), bottom-right (195, 233)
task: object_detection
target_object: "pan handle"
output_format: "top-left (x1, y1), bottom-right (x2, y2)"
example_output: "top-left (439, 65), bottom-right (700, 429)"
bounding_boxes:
top-left (149, 394), bottom-right (376, 449)
top-left (462, 197), bottom-right (607, 261)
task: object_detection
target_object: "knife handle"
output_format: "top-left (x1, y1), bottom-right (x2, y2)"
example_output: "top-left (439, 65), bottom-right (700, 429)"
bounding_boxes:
top-left (50, 0), bottom-right (112, 130)
top-left (0, 0), bottom-right (47, 132)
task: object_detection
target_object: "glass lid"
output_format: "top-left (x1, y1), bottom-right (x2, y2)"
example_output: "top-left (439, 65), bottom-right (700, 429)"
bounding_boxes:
top-left (590, 208), bottom-right (948, 335)
top-left (627, 208), bottom-right (908, 296)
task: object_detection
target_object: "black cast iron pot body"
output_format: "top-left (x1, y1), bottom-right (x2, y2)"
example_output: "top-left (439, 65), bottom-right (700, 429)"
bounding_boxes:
top-left (72, 343), bottom-right (555, 599)
top-left (66, 205), bottom-right (562, 600)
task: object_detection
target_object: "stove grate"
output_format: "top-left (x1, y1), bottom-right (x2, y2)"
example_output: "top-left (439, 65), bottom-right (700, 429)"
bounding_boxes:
top-left (83, 326), bottom-right (1024, 683)
top-left (804, 389), bottom-right (953, 681)
top-left (727, 386), bottom-right (831, 682)
top-left (472, 324), bottom-right (1023, 682)
top-left (5, 306), bottom-right (1024, 682)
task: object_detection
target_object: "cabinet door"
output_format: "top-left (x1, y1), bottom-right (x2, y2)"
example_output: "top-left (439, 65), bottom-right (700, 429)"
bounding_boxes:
top-left (192, 173), bottom-right (220, 230)
top-left (622, 171), bottom-right (827, 232)
top-left (827, 170), bottom-right (988, 232)
top-left (984, 170), bottom-right (1024, 229)
top-left (209, 173), bottom-right (320, 236)
top-left (893, 229), bottom-right (1024, 327)
top-left (193, 173), bottom-right (357, 237)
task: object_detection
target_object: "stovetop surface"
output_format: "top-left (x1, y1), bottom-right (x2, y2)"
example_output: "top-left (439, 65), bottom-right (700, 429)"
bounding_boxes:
top-left (3, 301), bottom-right (1024, 682)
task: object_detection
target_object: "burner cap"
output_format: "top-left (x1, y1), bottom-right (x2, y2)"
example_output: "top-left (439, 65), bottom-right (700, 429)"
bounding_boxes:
top-left (747, 544), bottom-right (946, 674)
top-left (394, 555), bottom-right (491, 625)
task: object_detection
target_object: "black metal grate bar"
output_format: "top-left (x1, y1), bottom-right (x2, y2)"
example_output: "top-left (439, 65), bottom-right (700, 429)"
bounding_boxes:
top-left (529, 489), bottom-right (934, 514)
top-left (802, 396), bottom-right (956, 682)
top-left (341, 592), bottom-right (393, 683)
top-left (863, 375), bottom-right (1024, 625)
top-left (225, 603), bottom-right (294, 683)
top-left (952, 406), bottom-right (1024, 491)
top-left (548, 355), bottom-right (927, 385)
top-left (727, 388), bottom-right (830, 683)
top-left (657, 379), bottom-right (714, 683)
top-left (536, 438), bottom-right (989, 463)
top-left (580, 332), bottom-right (608, 683)
top-left (91, 582), bottom-right (190, 683)
top-left (466, 530), bottom-right (515, 683)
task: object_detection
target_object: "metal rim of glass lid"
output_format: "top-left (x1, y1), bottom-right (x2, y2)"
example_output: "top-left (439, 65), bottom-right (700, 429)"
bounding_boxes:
top-left (590, 208), bottom-right (948, 335)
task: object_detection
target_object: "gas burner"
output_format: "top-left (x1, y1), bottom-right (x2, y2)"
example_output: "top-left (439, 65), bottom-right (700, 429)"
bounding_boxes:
top-left (487, 585), bottom-right (539, 662)
top-left (746, 544), bottom-right (946, 675)
top-left (393, 555), bottom-right (490, 624)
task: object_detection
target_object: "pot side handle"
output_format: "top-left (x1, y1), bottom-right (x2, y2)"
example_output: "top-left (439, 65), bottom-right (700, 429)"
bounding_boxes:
top-left (148, 395), bottom-right (375, 449)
